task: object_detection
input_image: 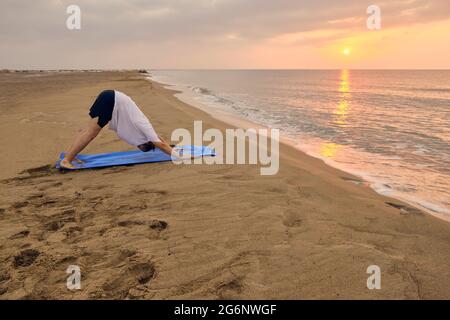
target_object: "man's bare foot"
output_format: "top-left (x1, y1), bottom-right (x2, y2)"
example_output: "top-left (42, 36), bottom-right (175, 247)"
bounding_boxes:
top-left (60, 158), bottom-right (76, 169)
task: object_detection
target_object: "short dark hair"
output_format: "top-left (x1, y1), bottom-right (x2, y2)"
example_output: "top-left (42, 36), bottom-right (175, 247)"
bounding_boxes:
top-left (138, 142), bottom-right (156, 152)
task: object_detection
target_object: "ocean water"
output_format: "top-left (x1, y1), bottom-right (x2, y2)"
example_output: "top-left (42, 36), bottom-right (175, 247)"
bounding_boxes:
top-left (149, 70), bottom-right (450, 220)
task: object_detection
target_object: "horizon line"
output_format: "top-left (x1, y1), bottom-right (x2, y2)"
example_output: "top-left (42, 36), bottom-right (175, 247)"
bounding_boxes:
top-left (2, 68), bottom-right (450, 71)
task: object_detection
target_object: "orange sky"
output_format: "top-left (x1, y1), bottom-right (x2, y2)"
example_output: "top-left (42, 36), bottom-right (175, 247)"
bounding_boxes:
top-left (1, 1), bottom-right (449, 69)
top-left (243, 19), bottom-right (450, 69)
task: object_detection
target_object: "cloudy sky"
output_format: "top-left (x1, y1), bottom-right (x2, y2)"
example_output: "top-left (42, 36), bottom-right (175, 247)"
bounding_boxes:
top-left (1, 0), bottom-right (449, 69)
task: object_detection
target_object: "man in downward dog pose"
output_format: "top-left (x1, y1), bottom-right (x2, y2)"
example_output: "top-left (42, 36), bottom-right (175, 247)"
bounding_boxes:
top-left (60, 90), bottom-right (177, 169)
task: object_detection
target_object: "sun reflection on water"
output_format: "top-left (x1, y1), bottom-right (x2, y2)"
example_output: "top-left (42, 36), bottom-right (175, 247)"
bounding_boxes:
top-left (333, 69), bottom-right (351, 127)
top-left (320, 142), bottom-right (341, 158)
top-left (320, 70), bottom-right (352, 158)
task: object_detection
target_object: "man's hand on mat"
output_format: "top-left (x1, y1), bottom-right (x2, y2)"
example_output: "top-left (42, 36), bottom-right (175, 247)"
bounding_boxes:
top-left (172, 147), bottom-right (194, 160)
top-left (171, 149), bottom-right (191, 160)
top-left (174, 152), bottom-right (201, 160)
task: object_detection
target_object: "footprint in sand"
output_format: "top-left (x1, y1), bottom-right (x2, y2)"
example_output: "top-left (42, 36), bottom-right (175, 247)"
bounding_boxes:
top-left (135, 189), bottom-right (168, 196)
top-left (9, 230), bottom-right (30, 240)
top-left (64, 226), bottom-right (83, 239)
top-left (101, 166), bottom-right (132, 175)
top-left (132, 263), bottom-right (156, 285)
top-left (149, 220), bottom-right (168, 231)
top-left (0, 272), bottom-right (11, 296)
top-left (26, 193), bottom-right (45, 201)
top-left (386, 202), bottom-right (424, 216)
top-left (20, 164), bottom-right (53, 176)
top-left (116, 219), bottom-right (168, 240)
top-left (2, 164), bottom-right (58, 186)
top-left (13, 249), bottom-right (40, 268)
top-left (82, 184), bottom-right (109, 191)
top-left (216, 277), bottom-right (244, 299)
top-left (11, 201), bottom-right (29, 209)
top-left (117, 219), bottom-right (168, 231)
top-left (341, 176), bottom-right (366, 185)
top-left (117, 220), bottom-right (145, 227)
top-left (42, 209), bottom-right (77, 232)
top-left (34, 197), bottom-right (59, 208)
top-left (38, 181), bottom-right (63, 191)
top-left (96, 261), bottom-right (156, 299)
top-left (0, 272), bottom-right (11, 283)
top-left (283, 216), bottom-right (304, 228)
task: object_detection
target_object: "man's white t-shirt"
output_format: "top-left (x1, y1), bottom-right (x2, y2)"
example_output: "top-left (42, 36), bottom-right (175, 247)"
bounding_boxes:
top-left (109, 91), bottom-right (161, 146)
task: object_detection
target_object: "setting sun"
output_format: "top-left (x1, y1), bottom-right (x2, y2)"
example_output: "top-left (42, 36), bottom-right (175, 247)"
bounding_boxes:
top-left (342, 48), bottom-right (351, 56)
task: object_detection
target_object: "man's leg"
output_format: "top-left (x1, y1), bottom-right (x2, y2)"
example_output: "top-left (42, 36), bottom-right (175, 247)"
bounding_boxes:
top-left (60, 117), bottom-right (102, 169)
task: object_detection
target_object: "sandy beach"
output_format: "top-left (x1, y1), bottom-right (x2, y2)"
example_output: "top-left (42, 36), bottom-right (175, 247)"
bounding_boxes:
top-left (0, 71), bottom-right (449, 299)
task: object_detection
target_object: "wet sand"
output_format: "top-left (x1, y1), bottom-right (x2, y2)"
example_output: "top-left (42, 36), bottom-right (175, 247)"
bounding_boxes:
top-left (0, 71), bottom-right (449, 299)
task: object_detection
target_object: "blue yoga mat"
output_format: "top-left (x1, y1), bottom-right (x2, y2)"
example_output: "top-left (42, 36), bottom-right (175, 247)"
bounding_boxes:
top-left (56, 145), bottom-right (215, 170)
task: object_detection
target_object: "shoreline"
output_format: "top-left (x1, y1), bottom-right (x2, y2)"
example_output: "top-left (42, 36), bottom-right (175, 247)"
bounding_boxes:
top-left (1, 71), bottom-right (449, 299)
top-left (146, 74), bottom-right (450, 223)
